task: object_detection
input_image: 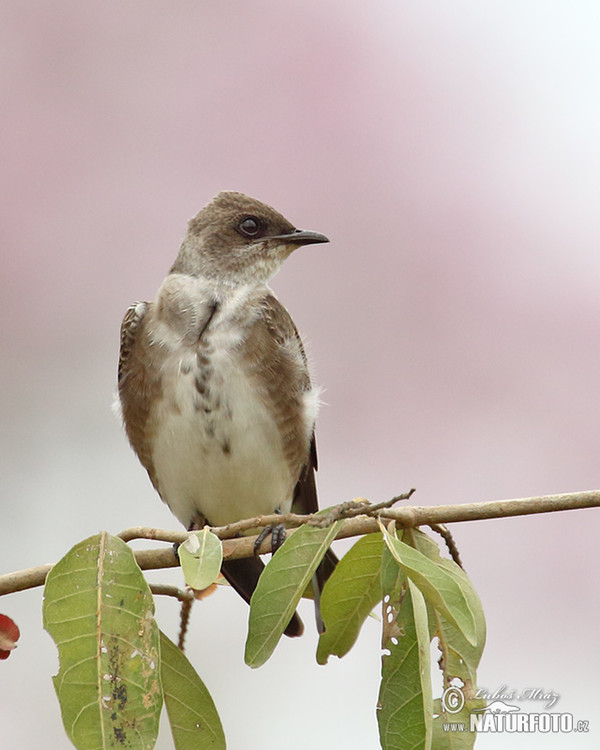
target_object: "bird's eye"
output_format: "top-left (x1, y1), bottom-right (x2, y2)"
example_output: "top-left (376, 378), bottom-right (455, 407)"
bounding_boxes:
top-left (238, 216), bottom-right (263, 238)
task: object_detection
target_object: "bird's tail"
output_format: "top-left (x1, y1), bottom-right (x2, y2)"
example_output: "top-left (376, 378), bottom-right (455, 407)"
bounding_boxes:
top-left (312, 547), bottom-right (339, 633)
top-left (221, 556), bottom-right (305, 637)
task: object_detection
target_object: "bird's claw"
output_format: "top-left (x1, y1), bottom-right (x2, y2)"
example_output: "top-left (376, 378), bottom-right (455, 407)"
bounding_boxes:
top-left (254, 522), bottom-right (287, 556)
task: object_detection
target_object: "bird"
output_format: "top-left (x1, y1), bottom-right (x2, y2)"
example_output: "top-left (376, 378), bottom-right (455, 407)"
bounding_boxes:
top-left (117, 191), bottom-right (337, 637)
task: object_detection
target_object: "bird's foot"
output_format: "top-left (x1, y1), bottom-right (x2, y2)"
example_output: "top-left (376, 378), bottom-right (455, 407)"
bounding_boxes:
top-left (254, 511), bottom-right (287, 556)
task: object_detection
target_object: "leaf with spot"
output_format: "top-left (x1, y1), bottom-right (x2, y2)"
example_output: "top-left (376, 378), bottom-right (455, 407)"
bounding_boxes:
top-left (161, 631), bottom-right (225, 750)
top-left (407, 529), bottom-right (486, 688)
top-left (377, 547), bottom-right (432, 750)
top-left (245, 517), bottom-right (342, 668)
top-left (379, 522), bottom-right (478, 648)
top-left (316, 532), bottom-right (384, 665)
top-left (42, 532), bottom-right (162, 750)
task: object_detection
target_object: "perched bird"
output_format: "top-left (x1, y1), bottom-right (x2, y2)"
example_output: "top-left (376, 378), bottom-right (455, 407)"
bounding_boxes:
top-left (117, 191), bottom-right (337, 636)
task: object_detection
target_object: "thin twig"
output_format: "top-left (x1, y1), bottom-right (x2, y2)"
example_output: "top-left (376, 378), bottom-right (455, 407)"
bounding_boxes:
top-left (428, 524), bottom-right (464, 569)
top-left (344, 489), bottom-right (416, 517)
top-left (148, 583), bottom-right (195, 652)
top-left (178, 597), bottom-right (193, 651)
top-left (119, 528), bottom-right (188, 544)
top-left (306, 499), bottom-right (371, 527)
top-left (117, 493), bottom-right (413, 540)
top-left (149, 583), bottom-right (195, 602)
top-left (306, 489), bottom-right (416, 527)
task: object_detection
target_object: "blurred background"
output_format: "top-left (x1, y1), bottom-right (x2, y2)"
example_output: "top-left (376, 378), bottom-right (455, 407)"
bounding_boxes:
top-left (1, 1), bottom-right (599, 747)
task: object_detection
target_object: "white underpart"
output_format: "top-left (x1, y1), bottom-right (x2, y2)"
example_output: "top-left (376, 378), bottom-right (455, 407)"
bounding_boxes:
top-left (149, 282), bottom-right (315, 528)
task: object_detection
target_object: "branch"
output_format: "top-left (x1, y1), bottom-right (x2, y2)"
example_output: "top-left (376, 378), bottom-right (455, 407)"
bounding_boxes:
top-left (1, 489), bottom-right (598, 596)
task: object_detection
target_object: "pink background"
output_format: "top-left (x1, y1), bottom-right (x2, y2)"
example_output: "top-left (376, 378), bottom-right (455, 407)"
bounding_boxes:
top-left (1, 2), bottom-right (598, 748)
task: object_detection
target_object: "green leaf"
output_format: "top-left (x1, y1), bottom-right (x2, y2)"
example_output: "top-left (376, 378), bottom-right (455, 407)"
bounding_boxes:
top-left (431, 697), bottom-right (478, 750)
top-left (245, 518), bottom-right (342, 668)
top-left (426, 579), bottom-right (485, 688)
top-left (178, 528), bottom-right (223, 591)
top-left (379, 523), bottom-right (478, 647)
top-left (316, 532), bottom-right (384, 665)
top-left (377, 550), bottom-right (433, 750)
top-left (160, 631), bottom-right (226, 750)
top-left (42, 532), bottom-right (162, 750)
top-left (408, 529), bottom-right (486, 685)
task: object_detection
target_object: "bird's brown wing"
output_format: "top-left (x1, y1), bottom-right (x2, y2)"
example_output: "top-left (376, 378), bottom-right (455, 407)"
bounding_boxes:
top-left (257, 294), bottom-right (328, 517)
top-left (292, 433), bottom-right (337, 594)
top-left (117, 301), bottom-right (162, 487)
top-left (251, 293), bottom-right (316, 489)
top-left (118, 301), bottom-right (148, 386)
top-left (292, 435), bottom-right (318, 514)
top-left (259, 295), bottom-right (339, 623)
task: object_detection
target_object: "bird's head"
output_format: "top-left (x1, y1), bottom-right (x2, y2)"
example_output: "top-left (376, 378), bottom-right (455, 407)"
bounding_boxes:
top-left (171, 191), bottom-right (329, 284)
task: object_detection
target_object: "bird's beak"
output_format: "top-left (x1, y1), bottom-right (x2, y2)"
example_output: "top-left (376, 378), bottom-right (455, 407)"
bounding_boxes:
top-left (264, 229), bottom-right (329, 246)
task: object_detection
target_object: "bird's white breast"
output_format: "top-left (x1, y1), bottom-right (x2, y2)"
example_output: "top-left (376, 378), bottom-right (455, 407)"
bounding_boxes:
top-left (149, 284), bottom-right (300, 528)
